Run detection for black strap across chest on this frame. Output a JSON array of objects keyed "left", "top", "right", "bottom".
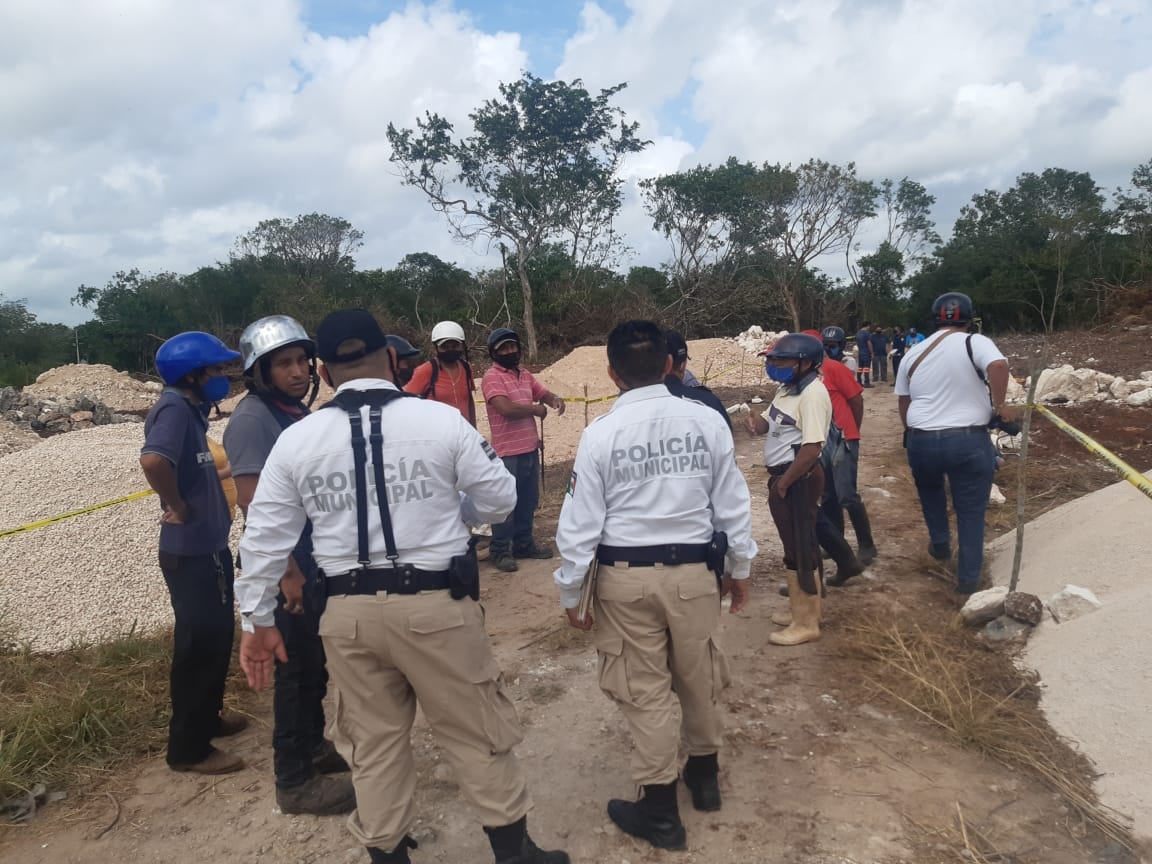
[{"left": 324, "top": 388, "right": 414, "bottom": 568}]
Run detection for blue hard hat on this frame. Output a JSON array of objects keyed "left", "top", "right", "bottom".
[{"left": 155, "top": 332, "right": 241, "bottom": 385}]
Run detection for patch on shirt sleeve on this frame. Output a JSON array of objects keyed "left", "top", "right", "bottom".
[
  {"left": 566, "top": 471, "right": 578, "bottom": 497},
  {"left": 481, "top": 439, "right": 499, "bottom": 461}
]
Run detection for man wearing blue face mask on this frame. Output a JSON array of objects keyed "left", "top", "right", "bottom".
[
  {"left": 745, "top": 333, "right": 833, "bottom": 646},
  {"left": 140, "top": 331, "right": 248, "bottom": 775}
]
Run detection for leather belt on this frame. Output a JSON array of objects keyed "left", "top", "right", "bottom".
[
  {"left": 596, "top": 543, "right": 710, "bottom": 568},
  {"left": 767, "top": 462, "right": 792, "bottom": 476},
  {"left": 326, "top": 565, "right": 450, "bottom": 597},
  {"left": 907, "top": 425, "right": 988, "bottom": 438}
]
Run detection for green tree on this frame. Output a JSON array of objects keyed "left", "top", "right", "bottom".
[{"left": 387, "top": 72, "right": 649, "bottom": 359}]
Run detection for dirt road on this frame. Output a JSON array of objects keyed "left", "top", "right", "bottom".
[{"left": 0, "top": 385, "right": 1135, "bottom": 864}]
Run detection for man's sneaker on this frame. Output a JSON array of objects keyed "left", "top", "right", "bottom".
[
  {"left": 276, "top": 775, "right": 357, "bottom": 816},
  {"left": 215, "top": 712, "right": 249, "bottom": 737},
  {"left": 513, "top": 542, "right": 554, "bottom": 560},
  {"left": 492, "top": 552, "right": 519, "bottom": 572},
  {"left": 313, "top": 741, "right": 349, "bottom": 774},
  {"left": 170, "top": 748, "right": 245, "bottom": 775}
]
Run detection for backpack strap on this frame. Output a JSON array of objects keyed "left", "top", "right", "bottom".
[{"left": 904, "top": 330, "right": 962, "bottom": 383}]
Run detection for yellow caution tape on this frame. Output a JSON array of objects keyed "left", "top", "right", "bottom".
[
  {"left": 0, "top": 490, "right": 156, "bottom": 539},
  {"left": 1031, "top": 404, "right": 1152, "bottom": 503}
]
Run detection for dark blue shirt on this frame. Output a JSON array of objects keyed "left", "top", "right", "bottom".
[
  {"left": 870, "top": 331, "right": 890, "bottom": 354},
  {"left": 142, "top": 389, "right": 232, "bottom": 556},
  {"left": 855, "top": 329, "right": 873, "bottom": 359},
  {"left": 665, "top": 375, "right": 733, "bottom": 430}
]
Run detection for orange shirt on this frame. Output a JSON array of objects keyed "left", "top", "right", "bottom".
[{"left": 403, "top": 360, "right": 476, "bottom": 425}]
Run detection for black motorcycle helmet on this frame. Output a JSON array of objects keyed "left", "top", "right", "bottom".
[
  {"left": 820, "top": 325, "right": 846, "bottom": 349},
  {"left": 932, "top": 292, "right": 974, "bottom": 327},
  {"left": 385, "top": 335, "right": 421, "bottom": 361},
  {"left": 487, "top": 327, "right": 520, "bottom": 357},
  {"left": 760, "top": 333, "right": 825, "bottom": 369}
]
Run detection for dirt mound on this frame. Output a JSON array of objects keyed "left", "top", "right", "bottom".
[
  {"left": 534, "top": 338, "right": 763, "bottom": 400},
  {"left": 24, "top": 364, "right": 160, "bottom": 413}
]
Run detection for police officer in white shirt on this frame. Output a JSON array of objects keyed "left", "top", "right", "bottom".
[
  {"left": 895, "top": 292, "right": 1017, "bottom": 594},
  {"left": 554, "top": 320, "right": 757, "bottom": 851},
  {"left": 235, "top": 310, "right": 569, "bottom": 864}
]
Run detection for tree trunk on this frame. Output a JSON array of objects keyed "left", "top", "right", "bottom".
[{"left": 516, "top": 244, "right": 539, "bottom": 361}]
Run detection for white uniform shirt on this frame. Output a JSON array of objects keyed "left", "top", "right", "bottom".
[
  {"left": 553, "top": 384, "right": 758, "bottom": 609},
  {"left": 236, "top": 379, "right": 515, "bottom": 629},
  {"left": 895, "top": 331, "right": 1007, "bottom": 430}
]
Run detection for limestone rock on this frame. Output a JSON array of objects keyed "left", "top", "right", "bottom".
[
  {"left": 1005, "top": 377, "right": 1027, "bottom": 404},
  {"left": 1127, "top": 388, "right": 1152, "bottom": 407},
  {"left": 1004, "top": 591, "right": 1043, "bottom": 626},
  {"left": 1047, "top": 585, "right": 1102, "bottom": 624},
  {"left": 960, "top": 586, "right": 1008, "bottom": 627},
  {"left": 1141, "top": 371, "right": 1152, "bottom": 382},
  {"left": 1094, "top": 372, "right": 1117, "bottom": 392},
  {"left": 69, "top": 411, "right": 94, "bottom": 423},
  {"left": 989, "top": 483, "right": 1006, "bottom": 505},
  {"left": 1034, "top": 365, "right": 1075, "bottom": 402}
]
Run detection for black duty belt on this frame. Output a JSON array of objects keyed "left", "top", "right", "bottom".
[
  {"left": 907, "top": 425, "right": 988, "bottom": 438},
  {"left": 767, "top": 462, "right": 792, "bottom": 476},
  {"left": 326, "top": 565, "right": 450, "bottom": 597},
  {"left": 597, "top": 543, "right": 710, "bottom": 568}
]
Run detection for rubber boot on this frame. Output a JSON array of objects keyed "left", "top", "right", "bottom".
[
  {"left": 606, "top": 782, "right": 687, "bottom": 850},
  {"left": 682, "top": 753, "right": 721, "bottom": 812},
  {"left": 819, "top": 525, "right": 864, "bottom": 587},
  {"left": 845, "top": 502, "right": 877, "bottom": 565},
  {"left": 485, "top": 816, "right": 570, "bottom": 864},
  {"left": 768, "top": 573, "right": 821, "bottom": 646},
  {"left": 367, "top": 837, "right": 417, "bottom": 864}
]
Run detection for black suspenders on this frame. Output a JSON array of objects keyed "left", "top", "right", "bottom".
[{"left": 327, "top": 389, "right": 410, "bottom": 570}]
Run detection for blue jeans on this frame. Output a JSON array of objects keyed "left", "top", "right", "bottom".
[
  {"left": 907, "top": 431, "right": 997, "bottom": 588},
  {"left": 491, "top": 450, "right": 540, "bottom": 554}
]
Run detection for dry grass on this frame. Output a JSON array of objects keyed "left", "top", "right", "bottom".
[
  {"left": 845, "top": 615, "right": 1134, "bottom": 850},
  {"left": 0, "top": 625, "right": 172, "bottom": 804}
]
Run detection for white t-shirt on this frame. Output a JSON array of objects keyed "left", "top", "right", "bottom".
[
  {"left": 895, "top": 330, "right": 1007, "bottom": 430},
  {"left": 761, "top": 379, "right": 833, "bottom": 468}
]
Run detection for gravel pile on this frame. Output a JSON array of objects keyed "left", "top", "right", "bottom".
[
  {"left": 24, "top": 364, "right": 161, "bottom": 413},
  {"left": 0, "top": 420, "right": 239, "bottom": 652}
]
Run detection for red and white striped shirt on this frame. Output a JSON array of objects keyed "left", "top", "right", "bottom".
[{"left": 482, "top": 365, "right": 547, "bottom": 457}]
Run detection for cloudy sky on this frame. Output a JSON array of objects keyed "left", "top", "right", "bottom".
[{"left": 3, "top": 0, "right": 1149, "bottom": 325}]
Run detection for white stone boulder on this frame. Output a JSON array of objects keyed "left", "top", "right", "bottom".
[
  {"left": 1094, "top": 372, "right": 1117, "bottom": 392},
  {"left": 1046, "top": 585, "right": 1102, "bottom": 624},
  {"left": 960, "top": 586, "right": 1008, "bottom": 626},
  {"left": 1034, "top": 366, "right": 1099, "bottom": 403},
  {"left": 989, "top": 483, "right": 1007, "bottom": 505},
  {"left": 1128, "top": 388, "right": 1152, "bottom": 407},
  {"left": 1141, "top": 371, "right": 1152, "bottom": 382}
]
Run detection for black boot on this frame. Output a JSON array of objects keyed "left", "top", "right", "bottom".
[
  {"left": 367, "top": 837, "right": 417, "bottom": 864},
  {"left": 682, "top": 753, "right": 721, "bottom": 811},
  {"left": 485, "top": 816, "right": 570, "bottom": 864},
  {"left": 607, "top": 782, "right": 687, "bottom": 850},
  {"left": 845, "top": 502, "right": 877, "bottom": 565},
  {"left": 817, "top": 521, "right": 864, "bottom": 587}
]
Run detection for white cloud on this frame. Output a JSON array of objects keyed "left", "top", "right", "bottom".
[{"left": 3, "top": 0, "right": 1152, "bottom": 325}]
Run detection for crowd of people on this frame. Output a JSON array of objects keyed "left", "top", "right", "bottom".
[{"left": 137, "top": 293, "right": 1015, "bottom": 863}]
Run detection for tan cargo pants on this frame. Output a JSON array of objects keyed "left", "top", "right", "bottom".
[
  {"left": 318, "top": 591, "right": 529, "bottom": 850},
  {"left": 593, "top": 561, "right": 730, "bottom": 785}
]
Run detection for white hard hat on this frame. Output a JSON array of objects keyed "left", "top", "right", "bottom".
[
  {"left": 239, "top": 315, "right": 314, "bottom": 373},
  {"left": 430, "top": 321, "right": 466, "bottom": 344}
]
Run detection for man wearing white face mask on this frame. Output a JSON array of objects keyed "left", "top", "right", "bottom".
[{"left": 140, "top": 331, "right": 248, "bottom": 775}]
